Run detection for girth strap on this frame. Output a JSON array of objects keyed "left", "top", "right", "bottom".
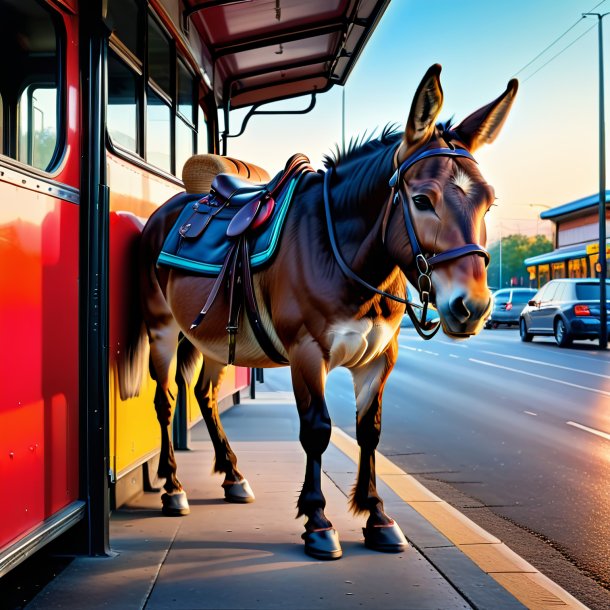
[
  {"left": 187, "top": 154, "right": 312, "bottom": 364},
  {"left": 189, "top": 234, "right": 288, "bottom": 364}
]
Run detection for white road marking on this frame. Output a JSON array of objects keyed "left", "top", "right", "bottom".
[
  {"left": 566, "top": 420, "right": 610, "bottom": 442},
  {"left": 438, "top": 340, "right": 468, "bottom": 348},
  {"left": 449, "top": 354, "right": 459, "bottom": 359},
  {"left": 483, "top": 351, "right": 610, "bottom": 380},
  {"left": 524, "top": 411, "right": 538, "bottom": 417},
  {"left": 399, "top": 344, "right": 438, "bottom": 356},
  {"left": 469, "top": 358, "right": 610, "bottom": 398}
]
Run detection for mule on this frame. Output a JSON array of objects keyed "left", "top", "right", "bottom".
[{"left": 120, "top": 64, "right": 518, "bottom": 560}]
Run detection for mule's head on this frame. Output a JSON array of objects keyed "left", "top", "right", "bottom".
[{"left": 387, "top": 64, "right": 518, "bottom": 338}]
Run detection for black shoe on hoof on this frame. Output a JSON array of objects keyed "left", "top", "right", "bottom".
[
  {"left": 363, "top": 521, "right": 408, "bottom": 553},
  {"left": 224, "top": 479, "right": 255, "bottom": 503},
  {"left": 302, "top": 528, "right": 343, "bottom": 560},
  {"left": 161, "top": 491, "right": 190, "bottom": 516}
]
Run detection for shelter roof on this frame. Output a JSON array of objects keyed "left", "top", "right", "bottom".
[
  {"left": 185, "top": 0, "right": 390, "bottom": 109},
  {"left": 540, "top": 190, "right": 610, "bottom": 220}
]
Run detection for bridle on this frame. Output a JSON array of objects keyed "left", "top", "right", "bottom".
[{"left": 323, "top": 142, "right": 490, "bottom": 340}]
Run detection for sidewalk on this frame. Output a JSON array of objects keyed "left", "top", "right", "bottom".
[{"left": 28, "top": 392, "right": 587, "bottom": 609}]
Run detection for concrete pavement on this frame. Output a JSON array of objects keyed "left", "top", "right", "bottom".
[{"left": 27, "top": 391, "right": 587, "bottom": 609}]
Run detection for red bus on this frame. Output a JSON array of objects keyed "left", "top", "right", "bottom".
[{"left": 0, "top": 0, "right": 388, "bottom": 575}]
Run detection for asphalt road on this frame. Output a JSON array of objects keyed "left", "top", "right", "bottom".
[{"left": 258, "top": 325, "right": 610, "bottom": 605}]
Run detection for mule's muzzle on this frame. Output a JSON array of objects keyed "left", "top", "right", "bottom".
[{"left": 437, "top": 290, "right": 491, "bottom": 338}]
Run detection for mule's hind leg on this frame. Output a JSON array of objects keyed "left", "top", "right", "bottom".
[
  {"left": 194, "top": 358, "right": 254, "bottom": 503},
  {"left": 350, "top": 338, "right": 407, "bottom": 552},
  {"left": 148, "top": 318, "right": 190, "bottom": 516},
  {"left": 290, "top": 340, "right": 341, "bottom": 560}
]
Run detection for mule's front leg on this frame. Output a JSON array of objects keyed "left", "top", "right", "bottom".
[
  {"left": 291, "top": 341, "right": 342, "bottom": 560},
  {"left": 350, "top": 341, "right": 408, "bottom": 552},
  {"left": 194, "top": 358, "right": 254, "bottom": 503}
]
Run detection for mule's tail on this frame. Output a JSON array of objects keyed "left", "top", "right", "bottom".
[
  {"left": 115, "top": 211, "right": 150, "bottom": 401},
  {"left": 117, "top": 320, "right": 150, "bottom": 400}
]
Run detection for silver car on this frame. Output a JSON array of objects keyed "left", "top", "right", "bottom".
[
  {"left": 485, "top": 288, "right": 537, "bottom": 328},
  {"left": 519, "top": 278, "right": 610, "bottom": 347}
]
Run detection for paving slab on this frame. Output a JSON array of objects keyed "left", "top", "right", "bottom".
[{"left": 26, "top": 394, "right": 581, "bottom": 609}]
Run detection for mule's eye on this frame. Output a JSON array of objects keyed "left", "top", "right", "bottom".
[{"left": 412, "top": 194, "right": 434, "bottom": 212}]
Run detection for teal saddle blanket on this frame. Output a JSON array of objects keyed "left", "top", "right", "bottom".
[{"left": 157, "top": 173, "right": 303, "bottom": 276}]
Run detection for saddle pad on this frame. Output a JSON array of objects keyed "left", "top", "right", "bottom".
[{"left": 157, "top": 174, "right": 302, "bottom": 276}]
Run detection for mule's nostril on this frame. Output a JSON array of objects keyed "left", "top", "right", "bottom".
[{"left": 450, "top": 294, "right": 471, "bottom": 322}]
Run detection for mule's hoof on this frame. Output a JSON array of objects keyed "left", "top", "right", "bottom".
[
  {"left": 224, "top": 478, "right": 255, "bottom": 503},
  {"left": 302, "top": 528, "right": 342, "bottom": 560},
  {"left": 161, "top": 491, "right": 190, "bottom": 516},
  {"left": 363, "top": 521, "right": 408, "bottom": 553}
]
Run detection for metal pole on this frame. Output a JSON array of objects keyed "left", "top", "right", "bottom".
[
  {"left": 598, "top": 16, "right": 608, "bottom": 349},
  {"left": 499, "top": 234, "right": 503, "bottom": 288},
  {"left": 585, "top": 12, "right": 608, "bottom": 349},
  {"left": 79, "top": 0, "right": 111, "bottom": 555}
]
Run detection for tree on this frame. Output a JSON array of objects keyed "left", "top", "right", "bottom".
[{"left": 486, "top": 234, "right": 552, "bottom": 289}]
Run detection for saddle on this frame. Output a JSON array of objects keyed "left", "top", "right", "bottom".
[{"left": 158, "top": 153, "right": 314, "bottom": 365}]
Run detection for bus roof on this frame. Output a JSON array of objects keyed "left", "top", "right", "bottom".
[{"left": 186, "top": 0, "right": 391, "bottom": 109}]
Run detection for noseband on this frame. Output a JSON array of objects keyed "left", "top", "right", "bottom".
[{"left": 323, "top": 144, "right": 490, "bottom": 339}]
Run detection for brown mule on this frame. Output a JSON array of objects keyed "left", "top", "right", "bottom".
[{"left": 119, "top": 64, "right": 518, "bottom": 559}]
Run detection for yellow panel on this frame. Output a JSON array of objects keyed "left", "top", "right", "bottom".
[
  {"left": 107, "top": 153, "right": 181, "bottom": 479},
  {"left": 109, "top": 364, "right": 160, "bottom": 478}
]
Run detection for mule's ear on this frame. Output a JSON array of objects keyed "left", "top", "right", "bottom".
[
  {"left": 406, "top": 64, "right": 444, "bottom": 146},
  {"left": 454, "top": 79, "right": 519, "bottom": 152}
]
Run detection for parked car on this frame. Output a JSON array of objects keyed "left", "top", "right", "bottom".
[
  {"left": 485, "top": 288, "right": 537, "bottom": 328},
  {"left": 519, "top": 278, "right": 610, "bottom": 347}
]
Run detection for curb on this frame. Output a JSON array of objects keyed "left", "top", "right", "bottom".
[{"left": 330, "top": 426, "right": 589, "bottom": 610}]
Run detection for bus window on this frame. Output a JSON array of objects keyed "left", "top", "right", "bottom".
[
  {"left": 176, "top": 60, "right": 196, "bottom": 175},
  {"left": 178, "top": 61, "right": 195, "bottom": 123},
  {"left": 527, "top": 265, "right": 537, "bottom": 288},
  {"left": 146, "top": 87, "right": 171, "bottom": 172},
  {"left": 18, "top": 86, "right": 58, "bottom": 170},
  {"left": 148, "top": 14, "right": 171, "bottom": 97},
  {"left": 568, "top": 257, "right": 588, "bottom": 278},
  {"left": 176, "top": 118, "right": 193, "bottom": 178},
  {"left": 551, "top": 261, "right": 566, "bottom": 279},
  {"left": 538, "top": 264, "right": 550, "bottom": 286},
  {"left": 107, "top": 52, "right": 139, "bottom": 153},
  {"left": 197, "top": 107, "right": 209, "bottom": 154},
  {"left": 106, "top": 5, "right": 207, "bottom": 176},
  {"left": 107, "top": 0, "right": 141, "bottom": 59},
  {"left": 1, "top": 0, "right": 61, "bottom": 172}
]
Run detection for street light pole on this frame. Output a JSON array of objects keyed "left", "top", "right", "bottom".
[
  {"left": 584, "top": 12, "right": 608, "bottom": 349},
  {"left": 499, "top": 234, "right": 503, "bottom": 288}
]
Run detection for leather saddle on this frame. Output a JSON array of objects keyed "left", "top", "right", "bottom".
[
  {"left": 177, "top": 169, "right": 280, "bottom": 244},
  {"left": 159, "top": 153, "right": 313, "bottom": 365}
]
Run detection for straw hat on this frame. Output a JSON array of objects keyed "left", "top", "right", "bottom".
[{"left": 182, "top": 154, "right": 270, "bottom": 194}]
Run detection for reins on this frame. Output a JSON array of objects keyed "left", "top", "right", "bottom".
[{"left": 323, "top": 143, "right": 490, "bottom": 340}]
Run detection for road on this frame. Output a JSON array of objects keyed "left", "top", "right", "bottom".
[{"left": 258, "top": 326, "right": 610, "bottom": 606}]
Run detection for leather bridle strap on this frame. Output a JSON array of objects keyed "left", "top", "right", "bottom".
[
  {"left": 324, "top": 144, "right": 491, "bottom": 340},
  {"left": 324, "top": 168, "right": 407, "bottom": 306},
  {"left": 324, "top": 167, "right": 439, "bottom": 340},
  {"left": 392, "top": 146, "right": 489, "bottom": 310}
]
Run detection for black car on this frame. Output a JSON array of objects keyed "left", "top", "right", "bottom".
[
  {"left": 519, "top": 279, "right": 610, "bottom": 346},
  {"left": 485, "top": 288, "right": 537, "bottom": 328}
]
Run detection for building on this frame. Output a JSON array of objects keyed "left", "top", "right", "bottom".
[{"left": 524, "top": 191, "right": 610, "bottom": 288}]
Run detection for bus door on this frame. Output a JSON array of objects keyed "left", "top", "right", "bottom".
[{"left": 0, "top": 0, "right": 82, "bottom": 571}]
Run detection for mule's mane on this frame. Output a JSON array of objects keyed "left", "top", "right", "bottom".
[
  {"left": 323, "top": 120, "right": 462, "bottom": 171},
  {"left": 322, "top": 124, "right": 402, "bottom": 169}
]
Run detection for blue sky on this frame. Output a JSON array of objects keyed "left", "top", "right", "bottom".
[{"left": 227, "top": 1, "right": 608, "bottom": 242}]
